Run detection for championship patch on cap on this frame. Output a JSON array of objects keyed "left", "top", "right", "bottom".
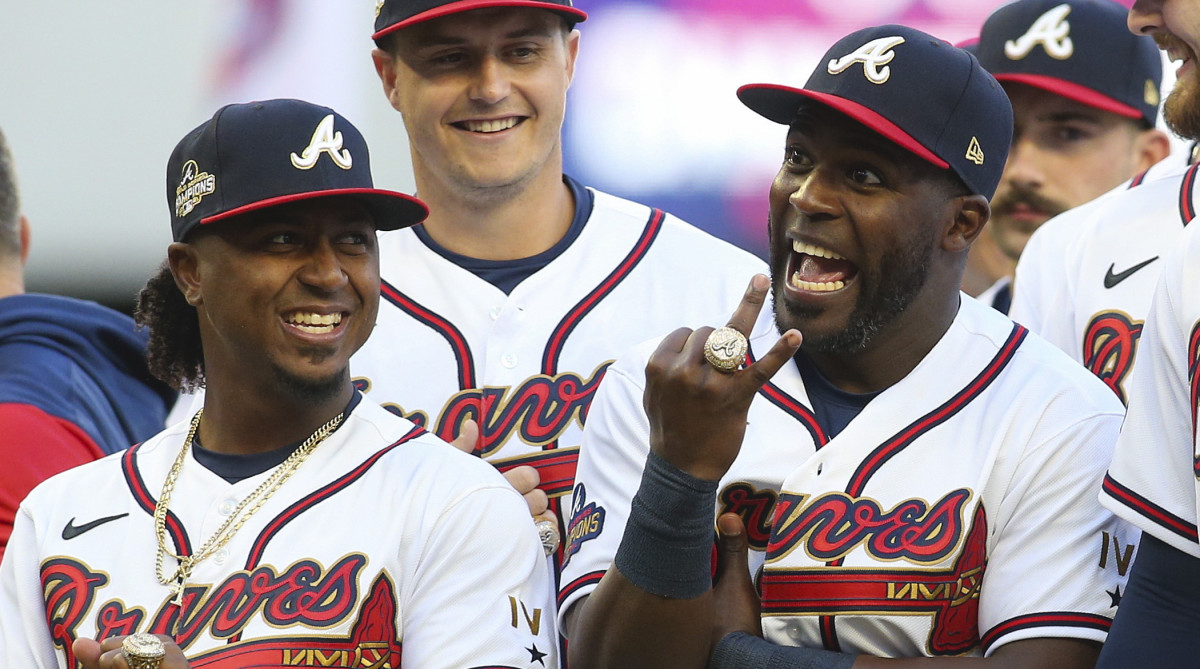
[
  {"left": 166, "top": 99, "right": 428, "bottom": 242},
  {"left": 738, "top": 24, "right": 1013, "bottom": 200},
  {"left": 373, "top": 0, "right": 586, "bottom": 42},
  {"left": 976, "top": 0, "right": 1162, "bottom": 125}
]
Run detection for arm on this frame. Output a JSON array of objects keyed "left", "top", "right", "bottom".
[
  {"left": 0, "top": 403, "right": 104, "bottom": 561},
  {"left": 567, "top": 276, "right": 801, "bottom": 669}
]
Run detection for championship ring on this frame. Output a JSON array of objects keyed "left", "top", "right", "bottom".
[
  {"left": 703, "top": 327, "right": 748, "bottom": 372},
  {"left": 122, "top": 633, "right": 166, "bottom": 669},
  {"left": 536, "top": 519, "right": 561, "bottom": 556}
]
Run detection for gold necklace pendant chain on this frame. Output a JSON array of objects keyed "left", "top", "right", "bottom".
[{"left": 153, "top": 409, "right": 345, "bottom": 610}]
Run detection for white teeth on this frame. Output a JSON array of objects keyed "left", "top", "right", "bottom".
[
  {"left": 789, "top": 272, "right": 845, "bottom": 292},
  {"left": 286, "top": 313, "right": 342, "bottom": 331},
  {"left": 463, "top": 118, "right": 518, "bottom": 133},
  {"left": 792, "top": 241, "right": 845, "bottom": 260}
]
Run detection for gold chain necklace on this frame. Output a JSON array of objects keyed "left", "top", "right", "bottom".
[{"left": 153, "top": 408, "right": 344, "bottom": 619}]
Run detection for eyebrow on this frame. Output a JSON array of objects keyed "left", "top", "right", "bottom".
[{"left": 411, "top": 26, "right": 556, "bottom": 48}]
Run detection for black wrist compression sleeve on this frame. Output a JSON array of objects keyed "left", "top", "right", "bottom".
[
  {"left": 710, "top": 632, "right": 857, "bottom": 669},
  {"left": 613, "top": 450, "right": 719, "bottom": 599}
]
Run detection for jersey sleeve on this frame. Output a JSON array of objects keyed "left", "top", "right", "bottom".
[
  {"left": 979, "top": 409, "right": 1132, "bottom": 654},
  {"left": 0, "top": 500, "right": 63, "bottom": 668},
  {"left": 1009, "top": 214, "right": 1086, "bottom": 362},
  {"left": 1100, "top": 227, "right": 1200, "bottom": 556},
  {"left": 557, "top": 344, "right": 656, "bottom": 621},
  {"left": 401, "top": 483, "right": 559, "bottom": 669},
  {"left": 0, "top": 403, "right": 104, "bottom": 562}
]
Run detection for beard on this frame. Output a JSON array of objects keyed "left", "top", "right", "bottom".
[
  {"left": 273, "top": 362, "right": 348, "bottom": 406},
  {"left": 770, "top": 227, "right": 935, "bottom": 355},
  {"left": 1157, "top": 33, "right": 1200, "bottom": 140}
]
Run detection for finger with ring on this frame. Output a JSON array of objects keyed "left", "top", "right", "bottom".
[
  {"left": 536, "top": 518, "right": 561, "bottom": 556},
  {"left": 122, "top": 633, "right": 166, "bottom": 669},
  {"left": 704, "top": 327, "right": 749, "bottom": 372}
]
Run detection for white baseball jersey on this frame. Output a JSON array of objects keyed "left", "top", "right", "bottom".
[
  {"left": 0, "top": 399, "right": 557, "bottom": 669},
  {"left": 350, "top": 186, "right": 766, "bottom": 510},
  {"left": 561, "top": 297, "right": 1132, "bottom": 658},
  {"left": 1100, "top": 220, "right": 1200, "bottom": 559},
  {"left": 1010, "top": 161, "right": 1198, "bottom": 403}
]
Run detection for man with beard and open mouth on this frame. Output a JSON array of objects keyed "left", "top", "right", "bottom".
[
  {"left": 559, "top": 24, "right": 1132, "bottom": 669},
  {"left": 0, "top": 99, "right": 559, "bottom": 669},
  {"left": 963, "top": 0, "right": 1171, "bottom": 314},
  {"left": 1089, "top": 0, "right": 1200, "bottom": 665}
]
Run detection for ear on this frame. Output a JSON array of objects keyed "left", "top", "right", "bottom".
[
  {"left": 371, "top": 48, "right": 404, "bottom": 112},
  {"left": 943, "top": 194, "right": 990, "bottom": 253},
  {"left": 1132, "top": 127, "right": 1172, "bottom": 174},
  {"left": 17, "top": 216, "right": 30, "bottom": 266},
  {"left": 564, "top": 29, "right": 581, "bottom": 86},
  {"left": 167, "top": 242, "right": 204, "bottom": 306}
]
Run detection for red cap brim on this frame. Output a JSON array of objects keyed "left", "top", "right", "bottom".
[
  {"left": 994, "top": 73, "right": 1143, "bottom": 120},
  {"left": 373, "top": 0, "right": 587, "bottom": 40},
  {"left": 738, "top": 83, "right": 950, "bottom": 170}
]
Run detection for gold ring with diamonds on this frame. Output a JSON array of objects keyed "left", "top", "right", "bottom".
[
  {"left": 703, "top": 327, "right": 748, "bottom": 372},
  {"left": 535, "top": 519, "right": 560, "bottom": 556},
  {"left": 122, "top": 633, "right": 166, "bottom": 669}
]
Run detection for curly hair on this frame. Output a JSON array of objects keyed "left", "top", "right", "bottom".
[{"left": 135, "top": 261, "right": 205, "bottom": 391}]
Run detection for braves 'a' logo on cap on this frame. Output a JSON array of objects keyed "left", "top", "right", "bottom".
[
  {"left": 374, "top": 0, "right": 383, "bottom": 18},
  {"left": 966, "top": 137, "right": 985, "bottom": 166},
  {"left": 827, "top": 36, "right": 906, "bottom": 85},
  {"left": 175, "top": 160, "right": 216, "bottom": 219},
  {"left": 1005, "top": 3, "right": 1073, "bottom": 60},
  {"left": 290, "top": 114, "right": 353, "bottom": 171}
]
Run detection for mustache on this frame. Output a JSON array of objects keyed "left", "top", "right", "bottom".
[
  {"left": 990, "top": 184, "right": 1068, "bottom": 218},
  {"left": 1155, "top": 32, "right": 1196, "bottom": 60}
]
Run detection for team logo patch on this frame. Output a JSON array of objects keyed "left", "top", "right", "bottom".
[
  {"left": 562, "top": 483, "right": 606, "bottom": 567},
  {"left": 1082, "top": 310, "right": 1144, "bottom": 405},
  {"left": 174, "top": 160, "right": 216, "bottom": 219},
  {"left": 1005, "top": 3, "right": 1073, "bottom": 60},
  {"left": 827, "top": 36, "right": 906, "bottom": 85},
  {"left": 291, "top": 114, "right": 353, "bottom": 170},
  {"left": 965, "top": 137, "right": 985, "bottom": 166}
]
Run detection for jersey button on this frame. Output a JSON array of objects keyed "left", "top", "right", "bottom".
[
  {"left": 490, "top": 306, "right": 502, "bottom": 320},
  {"left": 218, "top": 499, "right": 237, "bottom": 516},
  {"left": 214, "top": 548, "right": 230, "bottom": 565},
  {"left": 501, "top": 353, "right": 518, "bottom": 368}
]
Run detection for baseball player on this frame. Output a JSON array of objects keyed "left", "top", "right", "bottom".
[
  {"left": 963, "top": 0, "right": 1170, "bottom": 313},
  {"left": 358, "top": 1, "right": 766, "bottom": 541},
  {"left": 561, "top": 26, "right": 1132, "bottom": 668},
  {"left": 0, "top": 99, "right": 558, "bottom": 669}
]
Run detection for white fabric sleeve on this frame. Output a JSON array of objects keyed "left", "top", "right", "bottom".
[
  {"left": 1101, "top": 227, "right": 1200, "bottom": 557},
  {"left": 402, "top": 484, "right": 559, "bottom": 669},
  {"left": 0, "top": 505, "right": 60, "bottom": 668}
]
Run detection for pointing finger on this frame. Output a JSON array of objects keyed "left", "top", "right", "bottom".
[{"left": 725, "top": 274, "right": 771, "bottom": 337}]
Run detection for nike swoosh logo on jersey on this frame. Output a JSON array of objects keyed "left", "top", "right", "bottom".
[
  {"left": 1104, "top": 257, "right": 1159, "bottom": 289},
  {"left": 62, "top": 513, "right": 128, "bottom": 540}
]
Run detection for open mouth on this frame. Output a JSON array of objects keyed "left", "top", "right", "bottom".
[
  {"left": 284, "top": 311, "right": 344, "bottom": 335},
  {"left": 453, "top": 117, "right": 523, "bottom": 134},
  {"left": 788, "top": 240, "right": 858, "bottom": 292}
]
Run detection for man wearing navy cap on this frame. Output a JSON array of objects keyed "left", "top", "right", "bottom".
[
  {"left": 0, "top": 99, "right": 559, "bottom": 669},
  {"left": 965, "top": 0, "right": 1170, "bottom": 313},
  {"left": 560, "top": 25, "right": 1131, "bottom": 668}
]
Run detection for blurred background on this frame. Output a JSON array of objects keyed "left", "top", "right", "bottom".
[{"left": 0, "top": 0, "right": 1166, "bottom": 313}]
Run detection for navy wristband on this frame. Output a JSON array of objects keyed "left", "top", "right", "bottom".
[
  {"left": 710, "top": 632, "right": 857, "bottom": 669},
  {"left": 614, "top": 450, "right": 719, "bottom": 599}
]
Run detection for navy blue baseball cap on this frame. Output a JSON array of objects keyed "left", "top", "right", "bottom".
[
  {"left": 373, "top": 0, "right": 586, "bottom": 42},
  {"left": 739, "top": 25, "right": 1013, "bottom": 200},
  {"left": 168, "top": 99, "right": 428, "bottom": 242},
  {"left": 976, "top": 0, "right": 1162, "bottom": 126}
]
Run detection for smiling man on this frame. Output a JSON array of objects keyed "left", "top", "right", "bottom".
[
  {"left": 353, "top": 0, "right": 766, "bottom": 575},
  {"left": 0, "top": 99, "right": 559, "bottom": 669},
  {"left": 560, "top": 25, "right": 1133, "bottom": 669},
  {"left": 963, "top": 0, "right": 1170, "bottom": 313}
]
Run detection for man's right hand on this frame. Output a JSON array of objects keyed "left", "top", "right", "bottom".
[{"left": 450, "top": 419, "right": 554, "bottom": 525}]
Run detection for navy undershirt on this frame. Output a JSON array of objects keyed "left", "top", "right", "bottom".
[
  {"left": 794, "top": 352, "right": 881, "bottom": 440},
  {"left": 411, "top": 175, "right": 596, "bottom": 294},
  {"left": 192, "top": 392, "right": 362, "bottom": 483}
]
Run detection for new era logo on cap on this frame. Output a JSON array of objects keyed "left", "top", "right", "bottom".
[
  {"left": 167, "top": 99, "right": 427, "bottom": 242},
  {"left": 372, "top": 0, "right": 586, "bottom": 42},
  {"left": 738, "top": 25, "right": 1013, "bottom": 199},
  {"left": 977, "top": 0, "right": 1162, "bottom": 125}
]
